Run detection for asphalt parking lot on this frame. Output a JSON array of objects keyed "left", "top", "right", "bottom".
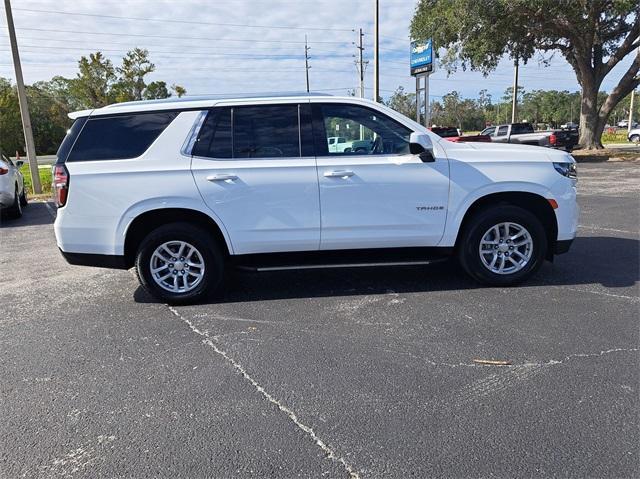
[{"left": 1, "top": 161, "right": 638, "bottom": 478}]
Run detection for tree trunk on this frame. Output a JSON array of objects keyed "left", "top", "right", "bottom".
[{"left": 578, "top": 78, "right": 604, "bottom": 149}]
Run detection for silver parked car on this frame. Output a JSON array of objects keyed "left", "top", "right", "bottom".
[{"left": 0, "top": 152, "right": 28, "bottom": 218}]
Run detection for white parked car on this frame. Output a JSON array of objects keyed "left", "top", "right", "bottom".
[
  {"left": 53, "top": 94, "right": 578, "bottom": 303},
  {"left": 0, "top": 152, "right": 27, "bottom": 218},
  {"left": 628, "top": 128, "right": 640, "bottom": 143}
]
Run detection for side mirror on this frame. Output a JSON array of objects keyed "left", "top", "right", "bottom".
[
  {"left": 409, "top": 132, "right": 435, "bottom": 162},
  {"left": 15, "top": 160, "right": 24, "bottom": 168}
]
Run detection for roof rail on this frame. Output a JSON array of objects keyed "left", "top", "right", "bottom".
[{"left": 102, "top": 91, "right": 333, "bottom": 109}]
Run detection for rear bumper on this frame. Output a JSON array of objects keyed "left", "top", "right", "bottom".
[
  {"left": 59, "top": 249, "right": 128, "bottom": 269},
  {"left": 554, "top": 239, "right": 574, "bottom": 255}
]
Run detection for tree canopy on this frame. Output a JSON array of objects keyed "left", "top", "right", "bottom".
[
  {"left": 0, "top": 49, "right": 186, "bottom": 155},
  {"left": 411, "top": 0, "right": 639, "bottom": 148}
]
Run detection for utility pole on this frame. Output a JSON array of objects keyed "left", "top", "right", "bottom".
[
  {"left": 628, "top": 88, "right": 635, "bottom": 133},
  {"left": 356, "top": 28, "right": 366, "bottom": 99},
  {"left": 4, "top": 0, "right": 41, "bottom": 194},
  {"left": 373, "top": 0, "right": 380, "bottom": 102},
  {"left": 304, "top": 35, "right": 310, "bottom": 93},
  {"left": 511, "top": 58, "right": 519, "bottom": 124},
  {"left": 355, "top": 28, "right": 368, "bottom": 140}
]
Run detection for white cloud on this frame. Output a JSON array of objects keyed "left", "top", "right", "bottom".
[{"left": 0, "top": 0, "right": 633, "bottom": 101}]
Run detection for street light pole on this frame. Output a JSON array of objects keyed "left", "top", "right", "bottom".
[
  {"left": 4, "top": 0, "right": 41, "bottom": 194},
  {"left": 373, "top": 0, "right": 380, "bottom": 102}
]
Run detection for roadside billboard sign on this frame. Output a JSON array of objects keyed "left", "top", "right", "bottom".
[{"left": 411, "top": 39, "right": 433, "bottom": 76}]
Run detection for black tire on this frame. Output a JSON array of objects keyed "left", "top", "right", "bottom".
[
  {"left": 630, "top": 134, "right": 640, "bottom": 144},
  {"left": 457, "top": 205, "right": 547, "bottom": 286},
  {"left": 6, "top": 185, "right": 23, "bottom": 219},
  {"left": 19, "top": 184, "right": 28, "bottom": 207},
  {"left": 135, "top": 222, "right": 225, "bottom": 304}
]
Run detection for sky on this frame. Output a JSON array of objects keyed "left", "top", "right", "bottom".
[{"left": 0, "top": 0, "right": 634, "bottom": 103}]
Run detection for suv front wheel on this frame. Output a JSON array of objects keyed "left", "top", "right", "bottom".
[
  {"left": 458, "top": 205, "right": 547, "bottom": 286},
  {"left": 135, "top": 222, "right": 224, "bottom": 304}
]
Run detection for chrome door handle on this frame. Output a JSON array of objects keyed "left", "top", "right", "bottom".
[
  {"left": 324, "top": 170, "right": 354, "bottom": 178},
  {"left": 206, "top": 174, "right": 238, "bottom": 182}
]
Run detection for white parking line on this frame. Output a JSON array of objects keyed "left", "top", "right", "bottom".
[
  {"left": 42, "top": 200, "right": 57, "bottom": 220},
  {"left": 166, "top": 305, "right": 361, "bottom": 479},
  {"left": 579, "top": 224, "right": 638, "bottom": 234}
]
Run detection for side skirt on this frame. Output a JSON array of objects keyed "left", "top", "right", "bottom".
[{"left": 229, "top": 247, "right": 453, "bottom": 272}]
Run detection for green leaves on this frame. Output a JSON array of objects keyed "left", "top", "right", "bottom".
[
  {"left": 68, "top": 48, "right": 186, "bottom": 108},
  {"left": 410, "top": 0, "right": 639, "bottom": 147}
]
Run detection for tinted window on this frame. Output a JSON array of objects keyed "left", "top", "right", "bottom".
[
  {"left": 67, "top": 112, "right": 178, "bottom": 162},
  {"left": 193, "top": 108, "right": 232, "bottom": 158},
  {"left": 481, "top": 127, "right": 495, "bottom": 136},
  {"left": 233, "top": 105, "right": 300, "bottom": 158},
  {"left": 314, "top": 103, "right": 411, "bottom": 156},
  {"left": 431, "top": 127, "right": 459, "bottom": 138},
  {"left": 497, "top": 126, "right": 509, "bottom": 136},
  {"left": 56, "top": 117, "right": 88, "bottom": 163},
  {"left": 511, "top": 123, "right": 534, "bottom": 134}
]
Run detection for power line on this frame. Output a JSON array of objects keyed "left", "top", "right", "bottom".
[
  {"left": 13, "top": 27, "right": 351, "bottom": 45},
  {"left": 12, "top": 7, "right": 356, "bottom": 32},
  {"left": 1, "top": 35, "right": 344, "bottom": 54},
  {"left": 1, "top": 43, "right": 356, "bottom": 60}
]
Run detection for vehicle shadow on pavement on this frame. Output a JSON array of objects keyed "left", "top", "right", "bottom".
[
  {"left": 0, "top": 202, "right": 55, "bottom": 228},
  {"left": 134, "top": 235, "right": 639, "bottom": 304}
]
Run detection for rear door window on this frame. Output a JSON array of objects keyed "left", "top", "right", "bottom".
[
  {"left": 193, "top": 104, "right": 310, "bottom": 159},
  {"left": 497, "top": 126, "right": 509, "bottom": 136},
  {"left": 233, "top": 105, "right": 300, "bottom": 158},
  {"left": 511, "top": 123, "right": 534, "bottom": 134},
  {"left": 193, "top": 108, "right": 232, "bottom": 158},
  {"left": 67, "top": 112, "right": 178, "bottom": 162}
]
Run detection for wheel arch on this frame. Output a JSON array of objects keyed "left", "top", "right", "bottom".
[
  {"left": 123, "top": 208, "right": 232, "bottom": 268},
  {"left": 455, "top": 191, "right": 558, "bottom": 260}
]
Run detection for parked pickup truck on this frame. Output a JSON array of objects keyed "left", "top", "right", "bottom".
[{"left": 481, "top": 123, "right": 576, "bottom": 151}]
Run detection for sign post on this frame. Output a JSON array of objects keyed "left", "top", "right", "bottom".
[{"left": 411, "top": 39, "right": 433, "bottom": 128}]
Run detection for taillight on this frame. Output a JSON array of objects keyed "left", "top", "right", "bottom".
[
  {"left": 0, "top": 167, "right": 7, "bottom": 175},
  {"left": 53, "top": 164, "right": 69, "bottom": 207},
  {"left": 549, "top": 133, "right": 557, "bottom": 146}
]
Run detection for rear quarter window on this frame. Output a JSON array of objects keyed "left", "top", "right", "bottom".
[
  {"left": 66, "top": 112, "right": 178, "bottom": 162},
  {"left": 56, "top": 117, "right": 88, "bottom": 164}
]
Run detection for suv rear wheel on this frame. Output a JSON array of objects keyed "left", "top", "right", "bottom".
[
  {"left": 458, "top": 205, "right": 547, "bottom": 286},
  {"left": 135, "top": 222, "right": 224, "bottom": 304}
]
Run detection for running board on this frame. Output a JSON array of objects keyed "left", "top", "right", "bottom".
[
  {"left": 230, "top": 247, "right": 452, "bottom": 273},
  {"left": 248, "top": 259, "right": 447, "bottom": 272}
]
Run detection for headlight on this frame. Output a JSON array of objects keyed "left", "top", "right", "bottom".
[{"left": 553, "top": 162, "right": 577, "bottom": 179}]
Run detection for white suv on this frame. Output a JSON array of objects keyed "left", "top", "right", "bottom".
[{"left": 53, "top": 94, "right": 578, "bottom": 303}]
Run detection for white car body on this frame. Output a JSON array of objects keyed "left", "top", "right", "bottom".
[
  {"left": 628, "top": 128, "right": 640, "bottom": 142},
  {"left": 53, "top": 94, "right": 578, "bottom": 299},
  {"left": 0, "top": 153, "right": 25, "bottom": 210}
]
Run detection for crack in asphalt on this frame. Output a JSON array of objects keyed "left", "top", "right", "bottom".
[
  {"left": 535, "top": 347, "right": 640, "bottom": 366},
  {"left": 385, "top": 347, "right": 639, "bottom": 369},
  {"left": 166, "top": 305, "right": 361, "bottom": 479}
]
